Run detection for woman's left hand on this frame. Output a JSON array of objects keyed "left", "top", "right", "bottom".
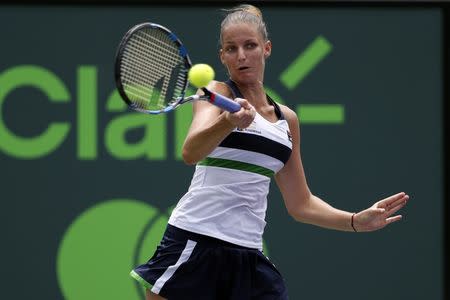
[{"left": 353, "top": 192, "right": 410, "bottom": 232}]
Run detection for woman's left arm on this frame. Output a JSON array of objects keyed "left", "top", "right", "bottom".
[{"left": 275, "top": 106, "right": 409, "bottom": 232}]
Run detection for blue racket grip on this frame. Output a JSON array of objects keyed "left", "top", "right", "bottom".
[{"left": 208, "top": 91, "right": 241, "bottom": 113}]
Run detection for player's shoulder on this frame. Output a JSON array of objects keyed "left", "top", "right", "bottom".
[
  {"left": 278, "top": 104, "right": 299, "bottom": 125},
  {"left": 278, "top": 103, "right": 301, "bottom": 140},
  {"left": 206, "top": 80, "right": 233, "bottom": 98}
]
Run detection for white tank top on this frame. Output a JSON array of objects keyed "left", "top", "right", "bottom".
[{"left": 169, "top": 110, "right": 293, "bottom": 249}]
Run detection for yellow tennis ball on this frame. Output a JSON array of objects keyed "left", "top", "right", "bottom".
[{"left": 188, "top": 64, "right": 215, "bottom": 88}]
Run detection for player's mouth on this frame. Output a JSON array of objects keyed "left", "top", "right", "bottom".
[{"left": 238, "top": 66, "right": 250, "bottom": 71}]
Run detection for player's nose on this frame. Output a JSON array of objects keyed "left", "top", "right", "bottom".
[{"left": 237, "top": 47, "right": 246, "bottom": 61}]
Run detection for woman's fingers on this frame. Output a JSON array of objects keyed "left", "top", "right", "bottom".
[
  {"left": 227, "top": 98, "right": 256, "bottom": 128},
  {"left": 378, "top": 192, "right": 409, "bottom": 209},
  {"left": 386, "top": 215, "right": 403, "bottom": 224}
]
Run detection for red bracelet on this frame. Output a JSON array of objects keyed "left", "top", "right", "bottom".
[{"left": 351, "top": 213, "right": 358, "bottom": 232}]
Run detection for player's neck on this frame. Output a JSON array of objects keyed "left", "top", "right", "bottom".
[{"left": 234, "top": 82, "right": 267, "bottom": 107}]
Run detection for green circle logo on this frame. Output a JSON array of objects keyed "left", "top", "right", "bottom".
[
  {"left": 57, "top": 199, "right": 269, "bottom": 299},
  {"left": 56, "top": 199, "right": 170, "bottom": 300}
]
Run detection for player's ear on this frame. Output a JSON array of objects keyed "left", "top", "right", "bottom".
[
  {"left": 264, "top": 40, "right": 272, "bottom": 59},
  {"left": 219, "top": 48, "right": 226, "bottom": 64},
  {"left": 219, "top": 49, "right": 230, "bottom": 77}
]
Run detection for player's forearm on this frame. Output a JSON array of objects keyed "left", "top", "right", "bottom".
[
  {"left": 182, "top": 113, "right": 235, "bottom": 165},
  {"left": 292, "top": 194, "right": 355, "bottom": 232}
]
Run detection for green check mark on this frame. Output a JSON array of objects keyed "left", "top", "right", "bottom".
[{"left": 278, "top": 36, "right": 344, "bottom": 124}]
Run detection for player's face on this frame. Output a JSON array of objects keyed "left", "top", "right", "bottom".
[{"left": 220, "top": 22, "right": 271, "bottom": 85}]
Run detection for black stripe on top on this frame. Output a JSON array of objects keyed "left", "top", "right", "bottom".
[{"left": 219, "top": 131, "right": 292, "bottom": 164}]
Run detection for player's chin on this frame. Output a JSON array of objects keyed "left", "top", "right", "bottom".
[{"left": 232, "top": 72, "right": 258, "bottom": 85}]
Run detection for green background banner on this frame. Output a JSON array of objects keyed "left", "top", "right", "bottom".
[{"left": 0, "top": 5, "right": 443, "bottom": 300}]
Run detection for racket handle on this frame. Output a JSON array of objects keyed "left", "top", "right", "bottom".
[{"left": 208, "top": 91, "right": 241, "bottom": 112}]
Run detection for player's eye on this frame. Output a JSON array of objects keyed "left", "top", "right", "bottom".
[
  {"left": 245, "top": 43, "right": 257, "bottom": 50},
  {"left": 224, "top": 45, "right": 236, "bottom": 53}
]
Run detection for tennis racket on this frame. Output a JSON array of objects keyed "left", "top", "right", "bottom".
[{"left": 114, "top": 22, "right": 241, "bottom": 114}]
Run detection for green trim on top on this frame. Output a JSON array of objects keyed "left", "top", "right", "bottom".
[
  {"left": 130, "top": 270, "right": 153, "bottom": 290},
  {"left": 198, "top": 157, "right": 274, "bottom": 178}
]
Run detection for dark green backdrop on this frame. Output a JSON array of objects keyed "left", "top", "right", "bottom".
[{"left": 0, "top": 5, "right": 443, "bottom": 300}]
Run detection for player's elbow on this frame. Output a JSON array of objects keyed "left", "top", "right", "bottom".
[
  {"left": 287, "top": 206, "right": 306, "bottom": 223},
  {"left": 286, "top": 198, "right": 311, "bottom": 223},
  {"left": 182, "top": 148, "right": 199, "bottom": 165}
]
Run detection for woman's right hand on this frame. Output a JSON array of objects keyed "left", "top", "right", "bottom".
[{"left": 225, "top": 98, "right": 256, "bottom": 129}]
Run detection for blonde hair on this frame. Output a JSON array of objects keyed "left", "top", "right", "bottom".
[{"left": 220, "top": 4, "right": 268, "bottom": 45}]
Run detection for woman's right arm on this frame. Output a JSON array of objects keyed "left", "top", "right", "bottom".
[{"left": 182, "top": 81, "right": 255, "bottom": 165}]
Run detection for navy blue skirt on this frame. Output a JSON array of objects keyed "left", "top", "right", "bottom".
[{"left": 130, "top": 224, "right": 288, "bottom": 299}]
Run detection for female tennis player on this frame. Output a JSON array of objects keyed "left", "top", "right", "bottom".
[{"left": 130, "top": 5, "right": 409, "bottom": 299}]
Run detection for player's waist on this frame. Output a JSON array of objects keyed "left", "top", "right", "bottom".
[
  {"left": 167, "top": 218, "right": 264, "bottom": 250},
  {"left": 164, "top": 224, "right": 257, "bottom": 250}
]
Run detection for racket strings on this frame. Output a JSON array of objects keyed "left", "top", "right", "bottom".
[
  {"left": 126, "top": 35, "right": 178, "bottom": 79},
  {"left": 121, "top": 51, "right": 176, "bottom": 104},
  {"left": 121, "top": 54, "right": 164, "bottom": 102},
  {"left": 120, "top": 27, "right": 188, "bottom": 110},
  {"left": 122, "top": 39, "right": 174, "bottom": 108},
  {"left": 136, "top": 30, "right": 181, "bottom": 65}
]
